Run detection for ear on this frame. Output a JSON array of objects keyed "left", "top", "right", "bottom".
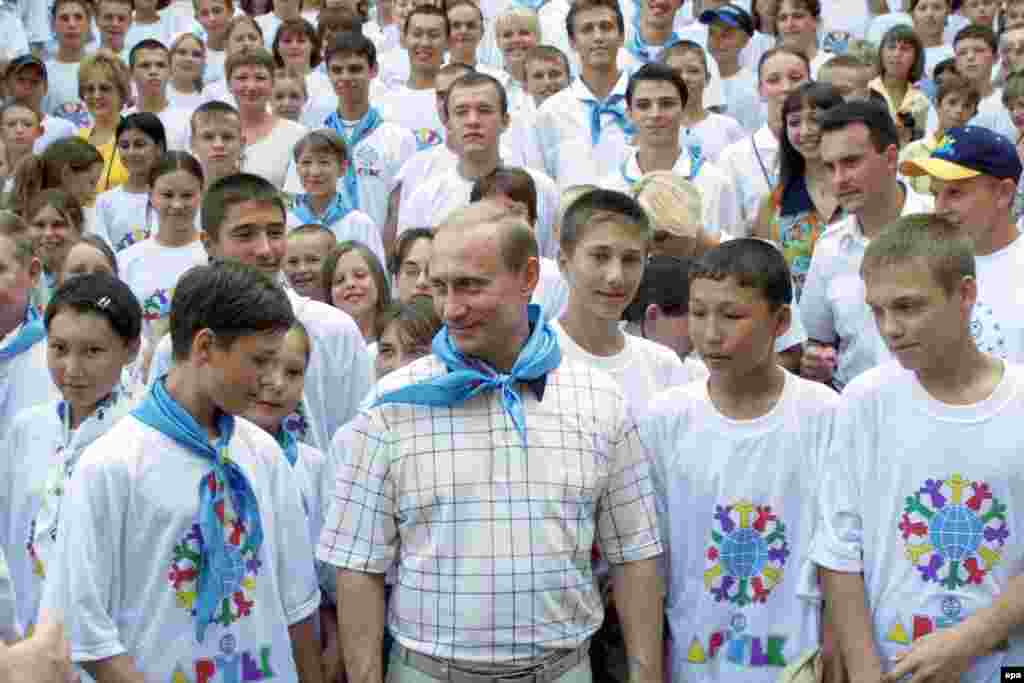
[
  {"left": 772, "top": 303, "right": 792, "bottom": 341},
  {"left": 885, "top": 143, "right": 899, "bottom": 172},
  {"left": 959, "top": 274, "right": 979, "bottom": 317},
  {"left": 27, "top": 256, "right": 41, "bottom": 289},
  {"left": 499, "top": 110, "right": 510, "bottom": 134},
  {"left": 191, "top": 327, "right": 216, "bottom": 366},
  {"left": 644, "top": 302, "right": 659, "bottom": 322}
]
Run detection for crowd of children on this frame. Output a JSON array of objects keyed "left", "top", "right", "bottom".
[{"left": 0, "top": 0, "right": 1023, "bottom": 681}]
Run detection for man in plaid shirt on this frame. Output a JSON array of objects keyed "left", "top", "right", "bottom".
[{"left": 317, "top": 199, "right": 664, "bottom": 683}]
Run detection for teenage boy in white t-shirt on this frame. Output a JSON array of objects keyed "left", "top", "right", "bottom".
[
  {"left": 373, "top": 5, "right": 448, "bottom": 151},
  {"left": 901, "top": 125, "right": 1024, "bottom": 363},
  {"left": 125, "top": 40, "right": 190, "bottom": 150},
  {"left": 95, "top": 0, "right": 133, "bottom": 59},
  {"left": 40, "top": 261, "right": 323, "bottom": 682},
  {"left": 290, "top": 31, "right": 416, "bottom": 234},
  {"left": 641, "top": 238, "right": 836, "bottom": 682},
  {"left": 812, "top": 213, "right": 1024, "bottom": 683},
  {"left": 700, "top": 2, "right": 764, "bottom": 133},
  {"left": 42, "top": 0, "right": 91, "bottom": 126}
]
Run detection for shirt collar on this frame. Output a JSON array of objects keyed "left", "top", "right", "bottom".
[{"left": 571, "top": 70, "right": 630, "bottom": 102}]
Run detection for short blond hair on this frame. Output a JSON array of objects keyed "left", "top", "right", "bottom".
[
  {"left": 79, "top": 49, "right": 132, "bottom": 104},
  {"left": 631, "top": 171, "right": 702, "bottom": 238},
  {"left": 495, "top": 7, "right": 541, "bottom": 41}
]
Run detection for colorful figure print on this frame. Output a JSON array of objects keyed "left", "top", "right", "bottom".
[
  {"left": 115, "top": 228, "right": 151, "bottom": 253},
  {"left": 143, "top": 288, "right": 173, "bottom": 323},
  {"left": 900, "top": 474, "right": 1009, "bottom": 590},
  {"left": 705, "top": 501, "right": 790, "bottom": 607}
]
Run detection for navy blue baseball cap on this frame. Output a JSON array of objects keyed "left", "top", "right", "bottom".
[
  {"left": 901, "top": 126, "right": 1023, "bottom": 183},
  {"left": 698, "top": 3, "right": 755, "bottom": 37}
]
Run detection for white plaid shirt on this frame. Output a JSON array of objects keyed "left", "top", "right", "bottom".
[{"left": 317, "top": 355, "right": 662, "bottom": 665}]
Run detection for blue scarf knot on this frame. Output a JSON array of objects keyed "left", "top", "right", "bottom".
[
  {"left": 291, "top": 192, "right": 354, "bottom": 230},
  {"left": 583, "top": 93, "right": 635, "bottom": 146},
  {"left": 325, "top": 107, "right": 382, "bottom": 210},
  {"left": 131, "top": 380, "right": 264, "bottom": 643},
  {"left": 621, "top": 146, "right": 704, "bottom": 186},
  {"left": 373, "top": 305, "right": 560, "bottom": 445},
  {"left": 0, "top": 305, "right": 45, "bottom": 362},
  {"left": 624, "top": 27, "right": 681, "bottom": 64},
  {"left": 512, "top": 0, "right": 547, "bottom": 9},
  {"left": 277, "top": 422, "right": 299, "bottom": 467}
]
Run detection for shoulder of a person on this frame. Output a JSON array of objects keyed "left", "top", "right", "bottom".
[
  {"left": 786, "top": 370, "right": 841, "bottom": 411},
  {"left": 231, "top": 416, "right": 288, "bottom": 473},
  {"left": 549, "top": 355, "right": 627, "bottom": 402},
  {"left": 817, "top": 213, "right": 856, "bottom": 244},
  {"left": 629, "top": 334, "right": 684, "bottom": 368},
  {"left": 116, "top": 237, "right": 156, "bottom": 265},
  {"left": 6, "top": 400, "right": 60, "bottom": 441},
  {"left": 292, "top": 294, "right": 363, "bottom": 341},
  {"left": 840, "top": 360, "right": 909, "bottom": 403},
  {"left": 643, "top": 379, "right": 706, "bottom": 424},
  {"left": 76, "top": 414, "right": 155, "bottom": 472}
]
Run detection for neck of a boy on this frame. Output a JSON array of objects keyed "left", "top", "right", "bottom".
[
  {"left": 6, "top": 146, "right": 30, "bottom": 173},
  {"left": 337, "top": 98, "right": 370, "bottom": 121},
  {"left": 716, "top": 55, "right": 741, "bottom": 79},
  {"left": 308, "top": 191, "right": 334, "bottom": 214},
  {"left": 408, "top": 67, "right": 438, "bottom": 90},
  {"left": 165, "top": 367, "right": 222, "bottom": 439},
  {"left": 858, "top": 180, "right": 905, "bottom": 239},
  {"left": 639, "top": 16, "right": 673, "bottom": 46},
  {"left": 974, "top": 75, "right": 994, "bottom": 98},
  {"left": 67, "top": 399, "right": 101, "bottom": 430},
  {"left": 171, "top": 75, "right": 197, "bottom": 93},
  {"left": 139, "top": 90, "right": 169, "bottom": 113},
  {"left": 559, "top": 302, "right": 626, "bottom": 357},
  {"left": 580, "top": 66, "right": 620, "bottom": 101},
  {"left": 916, "top": 343, "right": 1004, "bottom": 406},
  {"left": 637, "top": 142, "right": 681, "bottom": 173},
  {"left": 707, "top": 361, "right": 786, "bottom": 421},
  {"left": 57, "top": 43, "right": 85, "bottom": 62},
  {"left": 155, "top": 222, "right": 198, "bottom": 248},
  {"left": 458, "top": 150, "right": 501, "bottom": 180},
  {"left": 239, "top": 104, "right": 273, "bottom": 128}
]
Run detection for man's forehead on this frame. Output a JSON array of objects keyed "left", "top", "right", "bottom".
[{"left": 526, "top": 56, "right": 564, "bottom": 71}]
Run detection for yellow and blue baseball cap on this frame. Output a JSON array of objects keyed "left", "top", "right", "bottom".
[
  {"left": 698, "top": 3, "right": 755, "bottom": 37},
  {"left": 900, "top": 126, "right": 1023, "bottom": 182}
]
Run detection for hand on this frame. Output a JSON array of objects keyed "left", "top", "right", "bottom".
[
  {"left": 2, "top": 615, "right": 73, "bottom": 683},
  {"left": 882, "top": 628, "right": 973, "bottom": 683},
  {"left": 1015, "top": 138, "right": 1024, "bottom": 164},
  {"left": 801, "top": 342, "right": 837, "bottom": 383}
]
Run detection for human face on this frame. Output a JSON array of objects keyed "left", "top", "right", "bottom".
[
  {"left": 570, "top": 7, "right": 624, "bottom": 72},
  {"left": 758, "top": 52, "right": 809, "bottom": 120},
  {"left": 296, "top": 148, "right": 343, "bottom": 196},
  {"left": 820, "top": 123, "right": 897, "bottom": 216},
  {"left": 205, "top": 200, "right": 287, "bottom": 276},
  {"left": 327, "top": 53, "right": 377, "bottom": 108},
  {"left": 375, "top": 320, "right": 431, "bottom": 377},
  {"left": 47, "top": 309, "right": 135, "bottom": 424},
  {"left": 244, "top": 328, "right": 307, "bottom": 433},
  {"left": 7, "top": 66, "right": 46, "bottom": 109},
  {"left": 330, "top": 250, "right": 380, "bottom": 323},
  {"left": 229, "top": 64, "right": 273, "bottom": 110},
  {"left": 274, "top": 0, "right": 302, "bottom": 17},
  {"left": 203, "top": 328, "right": 290, "bottom": 416},
  {"left": 97, "top": 0, "right": 132, "bottom": 50},
  {"left": 559, "top": 220, "right": 646, "bottom": 323},
  {"left": 882, "top": 39, "right": 917, "bottom": 82},
  {"left": 664, "top": 51, "right": 707, "bottom": 103},
  {"left": 447, "top": 4, "right": 483, "bottom": 60},
  {"left": 272, "top": 79, "right": 307, "bottom": 120},
  {"left": 64, "top": 162, "right": 104, "bottom": 207},
  {"left": 937, "top": 91, "right": 977, "bottom": 132},
  {"left": 151, "top": 169, "right": 202, "bottom": 230},
  {"left": 278, "top": 28, "right": 313, "bottom": 70},
  {"left": 955, "top": 37, "right": 996, "bottom": 85},
  {"left": 708, "top": 21, "right": 749, "bottom": 62},
  {"left": 116, "top": 128, "right": 162, "bottom": 181},
  {"left": 430, "top": 223, "right": 537, "bottom": 369},
  {"left": 404, "top": 14, "right": 448, "bottom": 71},
  {"left": 191, "top": 115, "right": 243, "bottom": 180},
  {"left": 227, "top": 20, "right": 264, "bottom": 56},
  {"left": 642, "top": 0, "right": 683, "bottom": 27},
  {"left": 688, "top": 275, "right": 788, "bottom": 377},
  {"left": 447, "top": 83, "right": 508, "bottom": 158},
  {"left": 0, "top": 237, "right": 36, "bottom": 332},
  {"left": 81, "top": 75, "right": 122, "bottom": 121},
  {"left": 496, "top": 19, "right": 538, "bottom": 69},
  {"left": 755, "top": 0, "right": 778, "bottom": 34},
  {"left": 32, "top": 205, "right": 79, "bottom": 273},
  {"left": 776, "top": 0, "right": 817, "bottom": 51},
  {"left": 54, "top": 1, "right": 89, "bottom": 49},
  {"left": 197, "top": 0, "right": 231, "bottom": 39},
  {"left": 823, "top": 64, "right": 871, "bottom": 100},
  {"left": 1, "top": 107, "right": 42, "bottom": 156},
  {"left": 283, "top": 232, "right": 331, "bottom": 300},
  {"left": 172, "top": 37, "right": 205, "bottom": 86},
  {"left": 1007, "top": 2, "right": 1024, "bottom": 30},
  {"left": 785, "top": 103, "right": 822, "bottom": 160},
  {"left": 524, "top": 57, "right": 569, "bottom": 104},
  {"left": 912, "top": 0, "right": 949, "bottom": 41},
  {"left": 1003, "top": 28, "right": 1024, "bottom": 75},
  {"left": 60, "top": 242, "right": 115, "bottom": 283},
  {"left": 1008, "top": 96, "right": 1024, "bottom": 132},
  {"left": 629, "top": 79, "right": 683, "bottom": 148},
  {"left": 933, "top": 175, "right": 1015, "bottom": 250},
  {"left": 395, "top": 236, "right": 433, "bottom": 302},
  {"left": 132, "top": 48, "right": 170, "bottom": 97},
  {"left": 864, "top": 262, "right": 973, "bottom": 375},
  {"left": 962, "top": 0, "right": 997, "bottom": 27}
]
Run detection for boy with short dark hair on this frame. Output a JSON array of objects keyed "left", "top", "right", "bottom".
[
  {"left": 641, "top": 238, "right": 836, "bottom": 682},
  {"left": 189, "top": 101, "right": 244, "bottom": 188},
  {"left": 812, "top": 213, "right": 1024, "bottom": 682},
  {"left": 40, "top": 261, "right": 325, "bottom": 682}
]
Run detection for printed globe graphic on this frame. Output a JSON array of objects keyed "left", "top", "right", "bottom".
[
  {"left": 928, "top": 505, "right": 983, "bottom": 562},
  {"left": 720, "top": 528, "right": 769, "bottom": 579}
]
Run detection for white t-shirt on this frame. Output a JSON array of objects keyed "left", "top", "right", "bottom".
[
  {"left": 0, "top": 327, "right": 59, "bottom": 441},
  {"left": 680, "top": 113, "right": 746, "bottom": 165},
  {"left": 719, "top": 67, "right": 765, "bottom": 135},
  {"left": 241, "top": 118, "right": 308, "bottom": 189},
  {"left": 124, "top": 15, "right": 176, "bottom": 54},
  {"left": 167, "top": 83, "right": 207, "bottom": 113},
  {"left": 35, "top": 115, "right": 77, "bottom": 154},
  {"left": 972, "top": 235, "right": 1024, "bottom": 362},
  {"left": 204, "top": 48, "right": 227, "bottom": 86},
  {"left": 40, "top": 415, "right": 321, "bottom": 680},
  {"left": 394, "top": 144, "right": 457, "bottom": 216},
  {"left": 398, "top": 164, "right": 561, "bottom": 259},
  {"left": 41, "top": 60, "right": 88, "bottom": 126},
  {"left": 717, "top": 125, "right": 778, "bottom": 236},
  {"left": 94, "top": 186, "right": 156, "bottom": 253},
  {"left": 117, "top": 238, "right": 207, "bottom": 339},
  {"left": 532, "top": 257, "right": 569, "bottom": 321},
  {"left": 285, "top": 206, "right": 385, "bottom": 268},
  {"left": 811, "top": 361, "right": 1024, "bottom": 682},
  {"left": 642, "top": 370, "right": 836, "bottom": 681},
  {"left": 374, "top": 86, "right": 445, "bottom": 152},
  {"left": 551, "top": 319, "right": 690, "bottom": 418}
]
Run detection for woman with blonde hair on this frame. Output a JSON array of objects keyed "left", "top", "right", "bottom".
[
  {"left": 76, "top": 50, "right": 132, "bottom": 192},
  {"left": 493, "top": 7, "right": 541, "bottom": 112}
]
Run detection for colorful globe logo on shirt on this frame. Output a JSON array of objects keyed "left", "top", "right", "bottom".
[
  {"left": 142, "top": 288, "right": 173, "bottom": 322},
  {"left": 115, "top": 228, "right": 151, "bottom": 253},
  {"left": 900, "top": 474, "right": 1009, "bottom": 590},
  {"left": 705, "top": 501, "right": 789, "bottom": 607},
  {"left": 412, "top": 128, "right": 442, "bottom": 151}
]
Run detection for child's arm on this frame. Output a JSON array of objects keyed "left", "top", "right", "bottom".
[
  {"left": 820, "top": 569, "right": 882, "bottom": 683},
  {"left": 289, "top": 614, "right": 324, "bottom": 683},
  {"left": 81, "top": 654, "right": 146, "bottom": 683}
]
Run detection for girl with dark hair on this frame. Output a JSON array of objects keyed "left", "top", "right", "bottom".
[
  {"left": 374, "top": 296, "right": 442, "bottom": 378},
  {"left": 60, "top": 235, "right": 119, "bottom": 283},
  {"left": 94, "top": 113, "right": 168, "bottom": 253},
  {"left": 26, "top": 190, "right": 87, "bottom": 308},
  {"left": 753, "top": 82, "right": 844, "bottom": 298},
  {"left": 870, "top": 25, "right": 930, "bottom": 141}
]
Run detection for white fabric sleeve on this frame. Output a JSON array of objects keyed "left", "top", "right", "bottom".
[
  {"left": 343, "top": 211, "right": 385, "bottom": 269},
  {"left": 146, "top": 333, "right": 174, "bottom": 388},
  {"left": 800, "top": 243, "right": 839, "bottom": 344}
]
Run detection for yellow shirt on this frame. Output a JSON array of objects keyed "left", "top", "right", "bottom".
[
  {"left": 898, "top": 134, "right": 940, "bottom": 195},
  {"left": 869, "top": 77, "right": 931, "bottom": 134},
  {"left": 76, "top": 127, "right": 128, "bottom": 193}
]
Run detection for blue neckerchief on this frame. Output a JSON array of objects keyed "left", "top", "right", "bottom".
[
  {"left": 620, "top": 146, "right": 704, "bottom": 185},
  {"left": 512, "top": 0, "right": 547, "bottom": 9},
  {"left": 325, "top": 107, "right": 382, "bottom": 210},
  {"left": 276, "top": 425, "right": 298, "bottom": 467},
  {"left": 131, "top": 379, "right": 264, "bottom": 643},
  {"left": 583, "top": 92, "right": 635, "bottom": 146},
  {"left": 291, "top": 192, "right": 353, "bottom": 229},
  {"left": 0, "top": 305, "right": 45, "bottom": 363},
  {"left": 624, "top": 26, "right": 680, "bottom": 63},
  {"left": 373, "top": 304, "right": 560, "bottom": 445}
]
